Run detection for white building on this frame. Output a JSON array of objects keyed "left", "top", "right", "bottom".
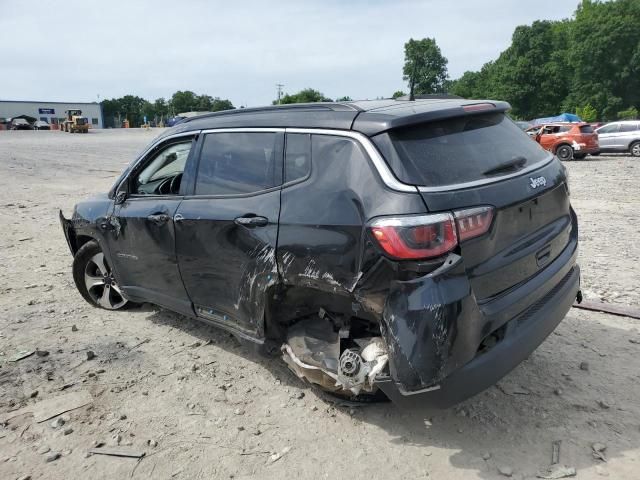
[{"left": 0, "top": 100, "right": 103, "bottom": 128}]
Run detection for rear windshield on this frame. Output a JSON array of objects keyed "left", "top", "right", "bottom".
[
  {"left": 579, "top": 125, "right": 594, "bottom": 133},
  {"left": 373, "top": 113, "right": 550, "bottom": 187}
]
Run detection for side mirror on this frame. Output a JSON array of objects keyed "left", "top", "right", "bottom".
[{"left": 115, "top": 191, "right": 127, "bottom": 205}]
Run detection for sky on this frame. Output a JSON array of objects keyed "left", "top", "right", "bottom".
[{"left": 0, "top": 0, "right": 579, "bottom": 108}]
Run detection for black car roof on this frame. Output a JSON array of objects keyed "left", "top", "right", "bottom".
[{"left": 162, "top": 97, "right": 511, "bottom": 140}]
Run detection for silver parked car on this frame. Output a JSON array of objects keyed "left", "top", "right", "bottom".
[{"left": 595, "top": 120, "right": 640, "bottom": 157}]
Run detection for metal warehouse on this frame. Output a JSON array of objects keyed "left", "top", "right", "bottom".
[{"left": 0, "top": 100, "right": 103, "bottom": 129}]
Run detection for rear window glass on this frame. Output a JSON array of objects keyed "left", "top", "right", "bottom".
[
  {"left": 579, "top": 125, "right": 594, "bottom": 133},
  {"left": 373, "top": 113, "right": 549, "bottom": 187}
]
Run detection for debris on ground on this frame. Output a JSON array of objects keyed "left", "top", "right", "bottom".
[
  {"left": 88, "top": 447, "right": 145, "bottom": 458},
  {"left": 536, "top": 465, "right": 577, "bottom": 479},
  {"left": 268, "top": 446, "right": 291, "bottom": 465},
  {"left": 592, "top": 443, "right": 607, "bottom": 462},
  {"left": 45, "top": 452, "right": 61, "bottom": 463},
  {"left": 9, "top": 350, "right": 34, "bottom": 362},
  {"left": 498, "top": 465, "right": 513, "bottom": 477},
  {"left": 50, "top": 417, "right": 65, "bottom": 429},
  {"left": 0, "top": 391, "right": 91, "bottom": 424},
  {"left": 552, "top": 440, "right": 561, "bottom": 465}
]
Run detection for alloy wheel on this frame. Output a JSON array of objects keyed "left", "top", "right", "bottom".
[{"left": 84, "top": 252, "right": 127, "bottom": 310}]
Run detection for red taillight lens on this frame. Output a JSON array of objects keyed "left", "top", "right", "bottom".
[
  {"left": 454, "top": 206, "right": 494, "bottom": 242},
  {"left": 370, "top": 207, "right": 494, "bottom": 260},
  {"left": 370, "top": 213, "right": 458, "bottom": 260}
]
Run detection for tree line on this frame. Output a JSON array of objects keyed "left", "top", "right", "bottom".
[
  {"left": 272, "top": 0, "right": 640, "bottom": 122},
  {"left": 447, "top": 0, "right": 640, "bottom": 121},
  {"left": 101, "top": 91, "right": 234, "bottom": 128}
]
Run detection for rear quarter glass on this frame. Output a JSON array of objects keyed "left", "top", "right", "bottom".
[{"left": 373, "top": 113, "right": 549, "bottom": 187}]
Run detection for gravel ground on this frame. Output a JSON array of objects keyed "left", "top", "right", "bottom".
[{"left": 1, "top": 129, "right": 639, "bottom": 480}]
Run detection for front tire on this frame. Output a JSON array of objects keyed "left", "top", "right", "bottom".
[
  {"left": 630, "top": 141, "right": 640, "bottom": 157},
  {"left": 72, "top": 240, "right": 128, "bottom": 310},
  {"left": 556, "top": 144, "right": 573, "bottom": 161}
]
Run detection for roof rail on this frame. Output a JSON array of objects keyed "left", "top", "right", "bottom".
[
  {"left": 394, "top": 94, "right": 462, "bottom": 101},
  {"left": 181, "top": 102, "right": 360, "bottom": 123}
]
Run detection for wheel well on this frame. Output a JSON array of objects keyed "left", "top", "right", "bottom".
[
  {"left": 72, "top": 234, "right": 95, "bottom": 255},
  {"left": 555, "top": 143, "right": 572, "bottom": 153}
]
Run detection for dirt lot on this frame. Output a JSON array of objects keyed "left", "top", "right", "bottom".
[{"left": 1, "top": 129, "right": 639, "bottom": 480}]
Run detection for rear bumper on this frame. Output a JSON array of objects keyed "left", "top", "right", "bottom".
[
  {"left": 376, "top": 210, "right": 580, "bottom": 408},
  {"left": 377, "top": 264, "right": 579, "bottom": 408}
]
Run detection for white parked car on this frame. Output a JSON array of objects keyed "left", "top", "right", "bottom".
[{"left": 595, "top": 121, "right": 640, "bottom": 157}]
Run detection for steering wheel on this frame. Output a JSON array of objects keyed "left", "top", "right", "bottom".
[{"left": 169, "top": 173, "right": 183, "bottom": 194}]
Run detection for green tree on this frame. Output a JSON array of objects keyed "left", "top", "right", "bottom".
[
  {"left": 171, "top": 90, "right": 198, "bottom": 113},
  {"left": 402, "top": 38, "right": 448, "bottom": 95},
  {"left": 211, "top": 97, "right": 235, "bottom": 111},
  {"left": 575, "top": 103, "right": 598, "bottom": 122},
  {"left": 336, "top": 96, "right": 352, "bottom": 102},
  {"left": 391, "top": 90, "right": 406, "bottom": 99},
  {"left": 618, "top": 106, "right": 638, "bottom": 120},
  {"left": 153, "top": 98, "right": 169, "bottom": 119},
  {"left": 563, "top": 0, "right": 640, "bottom": 120},
  {"left": 274, "top": 88, "right": 332, "bottom": 105}
]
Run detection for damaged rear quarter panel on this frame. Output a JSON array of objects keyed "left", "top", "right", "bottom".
[
  {"left": 381, "top": 253, "right": 485, "bottom": 392},
  {"left": 275, "top": 134, "right": 426, "bottom": 320}
]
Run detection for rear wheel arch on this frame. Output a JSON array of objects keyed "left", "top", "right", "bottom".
[{"left": 629, "top": 140, "right": 640, "bottom": 157}]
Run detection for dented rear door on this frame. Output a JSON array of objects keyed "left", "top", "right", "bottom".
[{"left": 174, "top": 130, "right": 284, "bottom": 337}]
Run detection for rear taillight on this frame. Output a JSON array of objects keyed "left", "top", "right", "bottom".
[
  {"left": 454, "top": 206, "right": 494, "bottom": 242},
  {"left": 370, "top": 213, "right": 457, "bottom": 260},
  {"left": 370, "top": 206, "right": 494, "bottom": 260}
]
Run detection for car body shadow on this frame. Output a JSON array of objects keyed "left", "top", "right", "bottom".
[{"left": 141, "top": 304, "right": 639, "bottom": 479}]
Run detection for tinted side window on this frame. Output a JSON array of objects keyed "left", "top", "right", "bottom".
[
  {"left": 598, "top": 124, "right": 619, "bottom": 134},
  {"left": 620, "top": 123, "right": 639, "bottom": 133},
  {"left": 285, "top": 133, "right": 311, "bottom": 183},
  {"left": 195, "top": 132, "right": 281, "bottom": 195},
  {"left": 579, "top": 125, "right": 594, "bottom": 133}
]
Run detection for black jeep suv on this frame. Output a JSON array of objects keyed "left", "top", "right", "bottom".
[{"left": 60, "top": 98, "right": 580, "bottom": 407}]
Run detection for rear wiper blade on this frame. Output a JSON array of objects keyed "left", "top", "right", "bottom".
[{"left": 482, "top": 156, "right": 527, "bottom": 176}]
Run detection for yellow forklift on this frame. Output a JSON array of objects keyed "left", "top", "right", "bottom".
[{"left": 60, "top": 110, "right": 89, "bottom": 133}]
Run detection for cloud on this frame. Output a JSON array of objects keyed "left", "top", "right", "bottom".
[{"left": 0, "top": 0, "right": 577, "bottom": 106}]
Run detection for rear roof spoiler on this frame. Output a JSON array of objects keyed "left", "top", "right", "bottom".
[{"left": 353, "top": 100, "right": 511, "bottom": 137}]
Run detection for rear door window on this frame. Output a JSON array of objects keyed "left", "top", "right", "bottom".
[
  {"left": 620, "top": 123, "right": 639, "bottom": 133},
  {"left": 579, "top": 125, "right": 594, "bottom": 134},
  {"left": 195, "top": 132, "right": 282, "bottom": 195},
  {"left": 373, "top": 113, "right": 549, "bottom": 187}
]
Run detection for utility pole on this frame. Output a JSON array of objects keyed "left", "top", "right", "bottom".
[{"left": 276, "top": 83, "right": 284, "bottom": 104}]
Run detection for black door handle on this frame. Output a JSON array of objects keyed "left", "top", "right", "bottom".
[
  {"left": 234, "top": 215, "right": 269, "bottom": 227},
  {"left": 147, "top": 213, "right": 170, "bottom": 225}
]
